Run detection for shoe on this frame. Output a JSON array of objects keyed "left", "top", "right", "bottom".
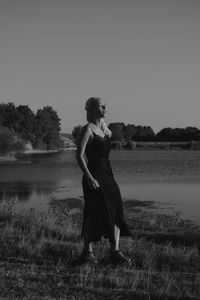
[
  {"left": 109, "top": 250, "right": 131, "bottom": 265},
  {"left": 79, "top": 250, "right": 98, "bottom": 265}
]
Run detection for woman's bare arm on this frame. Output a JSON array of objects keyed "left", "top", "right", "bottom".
[{"left": 76, "top": 125, "right": 100, "bottom": 189}]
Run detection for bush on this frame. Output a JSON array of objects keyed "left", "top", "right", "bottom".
[
  {"left": 0, "top": 127, "right": 25, "bottom": 156},
  {"left": 111, "top": 141, "right": 123, "bottom": 150},
  {"left": 123, "top": 140, "right": 136, "bottom": 150}
]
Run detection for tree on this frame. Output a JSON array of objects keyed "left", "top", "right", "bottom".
[
  {"left": 0, "top": 102, "right": 20, "bottom": 132},
  {"left": 123, "top": 124, "right": 138, "bottom": 141},
  {"left": 184, "top": 127, "right": 200, "bottom": 141},
  {"left": 108, "top": 122, "right": 125, "bottom": 141},
  {"left": 156, "top": 127, "right": 200, "bottom": 141},
  {"left": 34, "top": 106, "right": 61, "bottom": 150},
  {"left": 72, "top": 125, "right": 83, "bottom": 144},
  {"left": 17, "top": 105, "right": 35, "bottom": 143},
  {"left": 135, "top": 126, "right": 155, "bottom": 141},
  {"left": 0, "top": 104, "right": 6, "bottom": 127},
  {"left": 156, "top": 127, "right": 175, "bottom": 141}
]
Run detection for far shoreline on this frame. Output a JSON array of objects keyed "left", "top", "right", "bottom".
[{"left": 1, "top": 144, "right": 199, "bottom": 164}]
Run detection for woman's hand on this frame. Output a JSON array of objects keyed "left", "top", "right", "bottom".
[
  {"left": 86, "top": 176, "right": 100, "bottom": 190},
  {"left": 104, "top": 129, "right": 112, "bottom": 138}
]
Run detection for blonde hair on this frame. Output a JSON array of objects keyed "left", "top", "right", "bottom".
[{"left": 85, "top": 97, "right": 102, "bottom": 122}]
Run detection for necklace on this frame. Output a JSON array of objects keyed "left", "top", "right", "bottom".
[{"left": 89, "top": 122, "right": 105, "bottom": 137}]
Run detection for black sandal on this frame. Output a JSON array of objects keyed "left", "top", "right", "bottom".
[
  {"left": 79, "top": 250, "right": 98, "bottom": 265},
  {"left": 109, "top": 250, "right": 131, "bottom": 265}
]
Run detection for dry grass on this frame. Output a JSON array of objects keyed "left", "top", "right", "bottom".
[{"left": 0, "top": 197, "right": 200, "bottom": 299}]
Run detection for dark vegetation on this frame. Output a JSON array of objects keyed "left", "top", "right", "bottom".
[
  {"left": 72, "top": 123, "right": 200, "bottom": 150},
  {"left": 1, "top": 101, "right": 200, "bottom": 154},
  {"left": 1, "top": 198, "right": 200, "bottom": 299},
  {"left": 0, "top": 127, "right": 25, "bottom": 157},
  {"left": 107, "top": 123, "right": 200, "bottom": 142},
  {"left": 0, "top": 102, "right": 61, "bottom": 156}
]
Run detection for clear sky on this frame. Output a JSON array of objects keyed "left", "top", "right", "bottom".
[{"left": 0, "top": 0, "right": 200, "bottom": 133}]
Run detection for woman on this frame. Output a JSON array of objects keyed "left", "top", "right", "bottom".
[{"left": 76, "top": 97, "right": 132, "bottom": 265}]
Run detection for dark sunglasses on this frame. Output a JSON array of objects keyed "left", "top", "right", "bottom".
[{"left": 98, "top": 104, "right": 106, "bottom": 109}]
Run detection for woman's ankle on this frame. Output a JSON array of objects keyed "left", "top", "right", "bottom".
[
  {"left": 83, "top": 247, "right": 93, "bottom": 253},
  {"left": 110, "top": 246, "right": 119, "bottom": 253}
]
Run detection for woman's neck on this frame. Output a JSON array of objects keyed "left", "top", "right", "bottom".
[{"left": 89, "top": 118, "right": 102, "bottom": 129}]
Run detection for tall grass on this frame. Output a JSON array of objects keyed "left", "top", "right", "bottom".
[{"left": 0, "top": 197, "right": 200, "bottom": 299}]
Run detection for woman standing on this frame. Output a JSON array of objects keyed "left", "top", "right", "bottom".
[{"left": 76, "top": 97, "right": 132, "bottom": 265}]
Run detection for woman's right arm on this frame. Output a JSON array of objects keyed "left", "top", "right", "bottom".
[{"left": 76, "top": 126, "right": 100, "bottom": 189}]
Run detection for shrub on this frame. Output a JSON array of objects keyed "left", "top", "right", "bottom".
[{"left": 0, "top": 127, "right": 25, "bottom": 156}]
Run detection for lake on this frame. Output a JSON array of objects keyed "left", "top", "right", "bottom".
[{"left": 0, "top": 149, "right": 200, "bottom": 221}]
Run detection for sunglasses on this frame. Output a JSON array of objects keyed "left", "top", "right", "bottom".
[{"left": 98, "top": 104, "right": 106, "bottom": 110}]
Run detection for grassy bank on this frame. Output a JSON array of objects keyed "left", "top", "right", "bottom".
[
  {"left": 0, "top": 154, "right": 16, "bottom": 162},
  {"left": 0, "top": 198, "right": 200, "bottom": 299}
]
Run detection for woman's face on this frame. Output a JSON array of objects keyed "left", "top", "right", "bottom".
[{"left": 95, "top": 99, "right": 107, "bottom": 118}]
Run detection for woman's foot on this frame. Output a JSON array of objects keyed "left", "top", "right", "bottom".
[
  {"left": 109, "top": 250, "right": 131, "bottom": 265},
  {"left": 79, "top": 250, "right": 98, "bottom": 265}
]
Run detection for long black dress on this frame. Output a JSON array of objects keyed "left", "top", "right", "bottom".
[{"left": 82, "top": 124, "right": 132, "bottom": 243}]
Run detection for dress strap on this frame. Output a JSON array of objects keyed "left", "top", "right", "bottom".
[{"left": 87, "top": 123, "right": 95, "bottom": 137}]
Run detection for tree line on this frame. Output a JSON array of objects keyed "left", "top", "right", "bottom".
[
  {"left": 109, "top": 123, "right": 200, "bottom": 142},
  {"left": 72, "top": 122, "right": 200, "bottom": 143},
  {"left": 0, "top": 102, "right": 61, "bottom": 156}
]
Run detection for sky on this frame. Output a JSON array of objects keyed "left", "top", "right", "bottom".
[{"left": 0, "top": 0, "right": 200, "bottom": 134}]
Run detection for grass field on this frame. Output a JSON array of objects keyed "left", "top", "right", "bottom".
[{"left": 0, "top": 197, "right": 200, "bottom": 299}]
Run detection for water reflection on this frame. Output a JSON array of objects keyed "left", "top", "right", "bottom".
[
  {"left": 120, "top": 183, "right": 200, "bottom": 221},
  {"left": 1, "top": 150, "right": 200, "bottom": 220},
  {"left": 0, "top": 181, "right": 57, "bottom": 203}
]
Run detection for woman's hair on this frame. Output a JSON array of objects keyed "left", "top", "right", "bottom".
[{"left": 85, "top": 97, "right": 101, "bottom": 122}]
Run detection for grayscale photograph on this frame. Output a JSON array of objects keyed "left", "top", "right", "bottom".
[{"left": 0, "top": 0, "right": 200, "bottom": 299}]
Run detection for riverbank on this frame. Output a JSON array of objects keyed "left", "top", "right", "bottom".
[
  {"left": 0, "top": 148, "right": 77, "bottom": 163},
  {"left": 1, "top": 197, "right": 200, "bottom": 299},
  {"left": 0, "top": 154, "right": 16, "bottom": 162},
  {"left": 112, "top": 140, "right": 200, "bottom": 150},
  {"left": 1, "top": 140, "right": 199, "bottom": 163},
  {"left": 23, "top": 149, "right": 60, "bottom": 154}
]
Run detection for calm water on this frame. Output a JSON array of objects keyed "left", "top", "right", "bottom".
[{"left": 0, "top": 150, "right": 200, "bottom": 220}]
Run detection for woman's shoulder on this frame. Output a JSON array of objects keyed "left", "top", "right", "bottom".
[{"left": 81, "top": 123, "right": 93, "bottom": 137}]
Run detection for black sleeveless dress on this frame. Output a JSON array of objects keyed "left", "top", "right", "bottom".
[{"left": 82, "top": 124, "right": 132, "bottom": 243}]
